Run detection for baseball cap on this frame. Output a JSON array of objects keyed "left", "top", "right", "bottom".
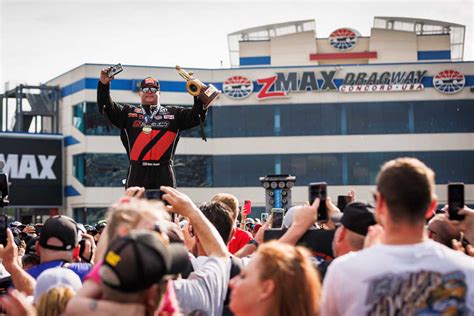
[
  {"left": 9, "top": 221, "right": 22, "bottom": 229},
  {"left": 39, "top": 215, "right": 79, "bottom": 251},
  {"left": 140, "top": 77, "right": 160, "bottom": 90},
  {"left": 100, "top": 229, "right": 189, "bottom": 293},
  {"left": 34, "top": 267, "right": 82, "bottom": 303},
  {"left": 331, "top": 202, "right": 376, "bottom": 236}
]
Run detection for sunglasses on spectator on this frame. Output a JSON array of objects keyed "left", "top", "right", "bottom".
[{"left": 142, "top": 87, "right": 158, "bottom": 93}]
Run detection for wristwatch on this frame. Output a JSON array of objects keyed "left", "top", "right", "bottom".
[{"left": 248, "top": 239, "right": 259, "bottom": 248}]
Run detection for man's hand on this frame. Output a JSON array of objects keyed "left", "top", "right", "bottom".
[
  {"left": 325, "top": 197, "right": 341, "bottom": 230},
  {"left": 364, "top": 224, "right": 385, "bottom": 248},
  {"left": 160, "top": 186, "right": 200, "bottom": 218},
  {"left": 254, "top": 221, "right": 269, "bottom": 245},
  {"left": 99, "top": 68, "right": 113, "bottom": 85},
  {"left": 292, "top": 198, "right": 319, "bottom": 230},
  {"left": 348, "top": 189, "right": 356, "bottom": 203},
  {"left": 0, "top": 289, "right": 36, "bottom": 316},
  {"left": 0, "top": 229, "right": 19, "bottom": 271},
  {"left": 448, "top": 206, "right": 474, "bottom": 244},
  {"left": 124, "top": 186, "right": 145, "bottom": 198}
]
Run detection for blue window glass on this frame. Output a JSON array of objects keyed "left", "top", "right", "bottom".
[
  {"left": 345, "top": 102, "right": 410, "bottom": 134},
  {"left": 280, "top": 103, "right": 341, "bottom": 136},
  {"left": 72, "top": 151, "right": 474, "bottom": 187},
  {"left": 414, "top": 100, "right": 474, "bottom": 133},
  {"left": 73, "top": 207, "right": 108, "bottom": 225}
]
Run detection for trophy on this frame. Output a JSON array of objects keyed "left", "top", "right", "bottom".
[{"left": 175, "top": 65, "right": 220, "bottom": 109}]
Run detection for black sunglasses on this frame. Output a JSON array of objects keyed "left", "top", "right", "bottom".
[{"left": 142, "top": 87, "right": 158, "bottom": 93}]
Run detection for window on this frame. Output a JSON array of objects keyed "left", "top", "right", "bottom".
[{"left": 414, "top": 100, "right": 474, "bottom": 133}]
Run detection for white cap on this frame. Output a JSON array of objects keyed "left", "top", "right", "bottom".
[{"left": 33, "top": 267, "right": 82, "bottom": 303}]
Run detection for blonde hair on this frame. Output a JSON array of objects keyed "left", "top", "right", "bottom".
[
  {"left": 257, "top": 241, "right": 321, "bottom": 316},
  {"left": 211, "top": 193, "right": 239, "bottom": 222},
  {"left": 36, "top": 287, "right": 75, "bottom": 316},
  {"left": 106, "top": 198, "right": 169, "bottom": 242}
]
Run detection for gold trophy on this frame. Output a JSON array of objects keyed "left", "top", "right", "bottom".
[{"left": 175, "top": 65, "right": 220, "bottom": 109}]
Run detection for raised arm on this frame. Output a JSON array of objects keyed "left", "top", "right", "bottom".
[{"left": 97, "top": 68, "right": 126, "bottom": 129}]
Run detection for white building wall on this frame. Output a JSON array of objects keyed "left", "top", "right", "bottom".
[
  {"left": 270, "top": 31, "right": 317, "bottom": 66},
  {"left": 369, "top": 28, "right": 418, "bottom": 63}
]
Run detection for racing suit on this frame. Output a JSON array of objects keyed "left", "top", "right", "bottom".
[{"left": 97, "top": 81, "right": 207, "bottom": 189}]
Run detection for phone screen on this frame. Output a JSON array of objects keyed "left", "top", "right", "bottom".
[
  {"left": 271, "top": 209, "right": 284, "bottom": 228},
  {"left": 309, "top": 182, "right": 328, "bottom": 222},
  {"left": 337, "top": 195, "right": 352, "bottom": 212},
  {"left": 261, "top": 212, "right": 269, "bottom": 223},
  {"left": 144, "top": 189, "right": 169, "bottom": 205},
  {"left": 448, "top": 183, "right": 465, "bottom": 220}
]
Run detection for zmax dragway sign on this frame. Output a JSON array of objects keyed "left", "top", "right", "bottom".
[{"left": 223, "top": 70, "right": 429, "bottom": 100}]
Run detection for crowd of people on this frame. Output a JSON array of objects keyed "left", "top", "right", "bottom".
[{"left": 0, "top": 157, "right": 472, "bottom": 315}]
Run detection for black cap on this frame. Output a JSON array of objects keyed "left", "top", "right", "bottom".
[
  {"left": 331, "top": 202, "right": 376, "bottom": 236},
  {"left": 39, "top": 216, "right": 79, "bottom": 251},
  {"left": 100, "top": 229, "right": 189, "bottom": 293},
  {"left": 140, "top": 77, "right": 160, "bottom": 90}
]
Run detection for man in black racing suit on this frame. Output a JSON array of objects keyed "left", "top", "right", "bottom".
[{"left": 97, "top": 67, "right": 207, "bottom": 189}]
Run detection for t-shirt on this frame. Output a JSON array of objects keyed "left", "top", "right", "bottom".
[
  {"left": 228, "top": 228, "right": 252, "bottom": 254},
  {"left": 27, "top": 260, "right": 92, "bottom": 282},
  {"left": 173, "top": 256, "right": 230, "bottom": 316},
  {"left": 321, "top": 240, "right": 474, "bottom": 316}
]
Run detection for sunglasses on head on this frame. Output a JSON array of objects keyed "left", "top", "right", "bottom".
[{"left": 142, "top": 87, "right": 158, "bottom": 93}]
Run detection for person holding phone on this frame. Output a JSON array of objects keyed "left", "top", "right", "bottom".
[
  {"left": 97, "top": 67, "right": 208, "bottom": 190},
  {"left": 321, "top": 158, "right": 474, "bottom": 316}
]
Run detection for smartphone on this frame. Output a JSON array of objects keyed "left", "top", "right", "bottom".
[
  {"left": 309, "top": 182, "right": 328, "bottom": 222},
  {"left": 261, "top": 212, "right": 269, "bottom": 223},
  {"left": 0, "top": 214, "right": 8, "bottom": 246},
  {"left": 107, "top": 63, "right": 123, "bottom": 78},
  {"left": 448, "top": 183, "right": 465, "bottom": 221},
  {"left": 144, "top": 189, "right": 169, "bottom": 205},
  {"left": 337, "top": 195, "right": 352, "bottom": 212},
  {"left": 242, "top": 200, "right": 252, "bottom": 216},
  {"left": 270, "top": 208, "right": 284, "bottom": 229}
]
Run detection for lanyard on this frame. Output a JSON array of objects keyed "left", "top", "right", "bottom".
[{"left": 140, "top": 105, "right": 160, "bottom": 125}]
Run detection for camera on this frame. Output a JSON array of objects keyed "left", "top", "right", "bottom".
[
  {"left": 107, "top": 63, "right": 123, "bottom": 78},
  {"left": 309, "top": 182, "right": 328, "bottom": 222}
]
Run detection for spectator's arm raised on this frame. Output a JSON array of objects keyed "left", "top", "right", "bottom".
[
  {"left": 279, "top": 198, "right": 319, "bottom": 245},
  {"left": 0, "top": 229, "right": 36, "bottom": 295},
  {"left": 161, "top": 186, "right": 228, "bottom": 258}
]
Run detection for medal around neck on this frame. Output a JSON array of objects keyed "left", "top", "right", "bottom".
[
  {"left": 142, "top": 126, "right": 152, "bottom": 134},
  {"left": 175, "top": 65, "right": 220, "bottom": 109}
]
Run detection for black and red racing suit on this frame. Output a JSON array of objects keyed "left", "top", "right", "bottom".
[{"left": 97, "top": 81, "right": 207, "bottom": 189}]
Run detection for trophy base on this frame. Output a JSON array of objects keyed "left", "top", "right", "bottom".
[{"left": 199, "top": 84, "right": 220, "bottom": 109}]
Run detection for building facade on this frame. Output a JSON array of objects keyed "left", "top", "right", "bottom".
[{"left": 45, "top": 17, "right": 473, "bottom": 222}]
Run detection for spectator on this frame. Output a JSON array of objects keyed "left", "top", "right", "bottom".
[
  {"left": 211, "top": 193, "right": 252, "bottom": 254},
  {"left": 229, "top": 241, "right": 321, "bottom": 316},
  {"left": 100, "top": 229, "right": 189, "bottom": 316},
  {"left": 321, "top": 157, "right": 474, "bottom": 315},
  {"left": 35, "top": 267, "right": 82, "bottom": 316},
  {"left": 28, "top": 216, "right": 92, "bottom": 282},
  {"left": 427, "top": 213, "right": 461, "bottom": 248}
]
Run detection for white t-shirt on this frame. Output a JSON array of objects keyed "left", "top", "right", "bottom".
[
  {"left": 322, "top": 240, "right": 474, "bottom": 316},
  {"left": 174, "top": 256, "right": 230, "bottom": 316}
]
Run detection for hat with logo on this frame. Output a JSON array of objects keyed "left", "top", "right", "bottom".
[
  {"left": 140, "top": 77, "right": 160, "bottom": 90},
  {"left": 331, "top": 202, "right": 376, "bottom": 236},
  {"left": 39, "top": 215, "right": 79, "bottom": 251},
  {"left": 100, "top": 229, "right": 189, "bottom": 293}
]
